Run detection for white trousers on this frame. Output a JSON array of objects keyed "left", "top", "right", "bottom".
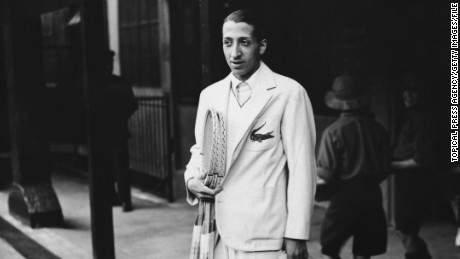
[{"left": 214, "top": 237, "right": 287, "bottom": 259}]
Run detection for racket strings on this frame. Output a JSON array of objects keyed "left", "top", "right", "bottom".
[{"left": 205, "top": 109, "right": 226, "bottom": 189}]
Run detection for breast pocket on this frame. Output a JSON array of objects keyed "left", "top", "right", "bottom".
[{"left": 245, "top": 116, "right": 280, "bottom": 152}]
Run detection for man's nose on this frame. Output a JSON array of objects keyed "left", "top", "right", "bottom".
[{"left": 230, "top": 45, "right": 241, "bottom": 58}]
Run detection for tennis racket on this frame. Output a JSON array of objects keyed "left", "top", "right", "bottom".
[{"left": 190, "top": 108, "right": 226, "bottom": 259}]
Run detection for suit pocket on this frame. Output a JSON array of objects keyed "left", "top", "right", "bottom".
[
  {"left": 243, "top": 186, "right": 286, "bottom": 240},
  {"left": 245, "top": 116, "right": 280, "bottom": 152}
]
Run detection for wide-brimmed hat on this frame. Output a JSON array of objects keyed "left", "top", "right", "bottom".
[{"left": 325, "top": 75, "right": 370, "bottom": 110}]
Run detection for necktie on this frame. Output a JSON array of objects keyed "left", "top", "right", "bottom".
[{"left": 236, "top": 82, "right": 251, "bottom": 106}]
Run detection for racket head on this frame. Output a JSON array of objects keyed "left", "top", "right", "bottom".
[
  {"left": 201, "top": 109, "right": 226, "bottom": 188},
  {"left": 202, "top": 110, "right": 214, "bottom": 179}
]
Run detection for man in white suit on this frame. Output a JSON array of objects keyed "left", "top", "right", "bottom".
[{"left": 185, "top": 9, "right": 317, "bottom": 259}]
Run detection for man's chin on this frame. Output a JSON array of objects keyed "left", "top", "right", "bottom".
[
  {"left": 231, "top": 70, "right": 247, "bottom": 78},
  {"left": 230, "top": 66, "right": 245, "bottom": 72}
]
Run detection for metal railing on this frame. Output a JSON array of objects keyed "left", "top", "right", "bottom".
[{"left": 128, "top": 96, "right": 173, "bottom": 195}]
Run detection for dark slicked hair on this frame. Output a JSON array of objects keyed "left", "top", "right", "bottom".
[{"left": 223, "top": 9, "right": 267, "bottom": 42}]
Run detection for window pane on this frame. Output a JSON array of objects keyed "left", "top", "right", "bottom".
[{"left": 119, "top": 0, "right": 160, "bottom": 87}]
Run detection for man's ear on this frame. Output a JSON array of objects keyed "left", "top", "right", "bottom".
[{"left": 259, "top": 39, "right": 267, "bottom": 55}]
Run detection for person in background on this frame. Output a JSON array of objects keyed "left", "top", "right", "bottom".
[
  {"left": 446, "top": 165, "right": 460, "bottom": 247},
  {"left": 101, "top": 49, "right": 138, "bottom": 212},
  {"left": 184, "top": 9, "right": 317, "bottom": 259},
  {"left": 391, "top": 75, "right": 433, "bottom": 259},
  {"left": 317, "top": 75, "right": 390, "bottom": 259}
]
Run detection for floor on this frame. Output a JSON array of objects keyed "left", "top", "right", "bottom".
[{"left": 0, "top": 171, "right": 459, "bottom": 259}]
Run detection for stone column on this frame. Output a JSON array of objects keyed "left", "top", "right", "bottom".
[{"left": 2, "top": 11, "right": 63, "bottom": 228}]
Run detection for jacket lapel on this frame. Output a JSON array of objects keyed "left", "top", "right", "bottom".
[
  {"left": 211, "top": 75, "right": 231, "bottom": 116},
  {"left": 227, "top": 62, "right": 276, "bottom": 167}
]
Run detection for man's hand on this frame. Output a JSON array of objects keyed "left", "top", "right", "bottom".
[
  {"left": 187, "top": 177, "right": 223, "bottom": 201},
  {"left": 284, "top": 238, "right": 310, "bottom": 259}
]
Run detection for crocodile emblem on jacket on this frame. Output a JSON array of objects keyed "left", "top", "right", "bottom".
[{"left": 250, "top": 122, "right": 274, "bottom": 142}]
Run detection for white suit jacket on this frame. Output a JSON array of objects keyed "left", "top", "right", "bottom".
[{"left": 185, "top": 62, "right": 317, "bottom": 252}]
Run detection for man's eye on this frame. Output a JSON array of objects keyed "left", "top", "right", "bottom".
[
  {"left": 241, "top": 41, "right": 250, "bottom": 46},
  {"left": 223, "top": 40, "right": 232, "bottom": 46}
]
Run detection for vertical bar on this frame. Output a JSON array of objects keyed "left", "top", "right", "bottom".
[
  {"left": 147, "top": 98, "right": 153, "bottom": 176},
  {"left": 156, "top": 98, "right": 161, "bottom": 178},
  {"left": 165, "top": 96, "right": 174, "bottom": 201},
  {"left": 158, "top": 0, "right": 172, "bottom": 92},
  {"left": 154, "top": 98, "right": 159, "bottom": 177},
  {"left": 155, "top": 98, "right": 159, "bottom": 177},
  {"left": 138, "top": 99, "right": 143, "bottom": 173},
  {"left": 154, "top": 98, "right": 160, "bottom": 177},
  {"left": 156, "top": 98, "right": 161, "bottom": 184},
  {"left": 151, "top": 98, "right": 158, "bottom": 178},
  {"left": 80, "top": 1, "right": 115, "bottom": 258},
  {"left": 107, "top": 0, "right": 121, "bottom": 75},
  {"left": 144, "top": 99, "right": 149, "bottom": 175},
  {"left": 160, "top": 98, "right": 164, "bottom": 179},
  {"left": 135, "top": 0, "right": 141, "bottom": 84},
  {"left": 159, "top": 98, "right": 164, "bottom": 179},
  {"left": 199, "top": 0, "right": 211, "bottom": 87},
  {"left": 130, "top": 100, "right": 138, "bottom": 172},
  {"left": 143, "top": 99, "right": 148, "bottom": 175},
  {"left": 143, "top": 99, "right": 149, "bottom": 175},
  {"left": 1, "top": 1, "right": 14, "bottom": 178}
]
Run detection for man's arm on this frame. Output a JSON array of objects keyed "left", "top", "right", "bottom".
[
  {"left": 184, "top": 90, "right": 206, "bottom": 205},
  {"left": 391, "top": 121, "right": 424, "bottom": 171},
  {"left": 316, "top": 129, "right": 339, "bottom": 183},
  {"left": 184, "top": 143, "right": 204, "bottom": 205},
  {"left": 392, "top": 114, "right": 433, "bottom": 171},
  {"left": 281, "top": 85, "right": 316, "bottom": 252}
]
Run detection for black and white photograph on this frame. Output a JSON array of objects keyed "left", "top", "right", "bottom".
[{"left": 0, "top": 0, "right": 457, "bottom": 258}]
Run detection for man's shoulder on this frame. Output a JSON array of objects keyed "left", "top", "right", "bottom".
[
  {"left": 258, "top": 62, "right": 305, "bottom": 93},
  {"left": 271, "top": 71, "right": 306, "bottom": 96},
  {"left": 323, "top": 119, "right": 343, "bottom": 135},
  {"left": 207, "top": 78, "right": 228, "bottom": 90},
  {"left": 200, "top": 77, "right": 229, "bottom": 96},
  {"left": 328, "top": 115, "right": 388, "bottom": 137},
  {"left": 323, "top": 116, "right": 359, "bottom": 136},
  {"left": 273, "top": 72, "right": 298, "bottom": 84}
]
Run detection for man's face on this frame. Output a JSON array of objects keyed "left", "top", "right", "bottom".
[
  {"left": 222, "top": 21, "right": 266, "bottom": 81},
  {"left": 403, "top": 90, "right": 419, "bottom": 108}
]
